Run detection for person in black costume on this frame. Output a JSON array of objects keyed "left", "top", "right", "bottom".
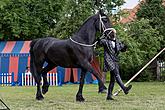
[{"left": 98, "top": 28, "right": 132, "bottom": 100}]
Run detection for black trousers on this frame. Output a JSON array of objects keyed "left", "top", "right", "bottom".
[{"left": 107, "top": 68, "right": 125, "bottom": 97}]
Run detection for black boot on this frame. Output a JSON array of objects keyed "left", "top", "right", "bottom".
[
  {"left": 106, "top": 81, "right": 115, "bottom": 100},
  {"left": 123, "top": 85, "right": 132, "bottom": 94},
  {"left": 107, "top": 72, "right": 115, "bottom": 100},
  {"left": 114, "top": 69, "right": 132, "bottom": 95}
]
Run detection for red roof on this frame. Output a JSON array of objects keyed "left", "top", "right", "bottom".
[
  {"left": 120, "top": 0, "right": 165, "bottom": 24},
  {"left": 120, "top": 1, "right": 143, "bottom": 24}
]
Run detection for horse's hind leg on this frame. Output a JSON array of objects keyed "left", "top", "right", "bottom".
[
  {"left": 76, "top": 69, "right": 86, "bottom": 102},
  {"left": 41, "top": 63, "right": 55, "bottom": 94},
  {"left": 85, "top": 63, "right": 106, "bottom": 92},
  {"left": 31, "top": 58, "right": 44, "bottom": 100},
  {"left": 30, "top": 43, "right": 45, "bottom": 100}
]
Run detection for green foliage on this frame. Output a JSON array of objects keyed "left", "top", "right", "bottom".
[
  {"left": 0, "top": 0, "right": 125, "bottom": 40},
  {"left": 115, "top": 19, "right": 162, "bottom": 81},
  {"left": 132, "top": 0, "right": 165, "bottom": 80},
  {"left": 160, "top": 69, "right": 165, "bottom": 81},
  {"left": 48, "top": 0, "right": 94, "bottom": 39},
  {"left": 48, "top": 0, "right": 125, "bottom": 39},
  {"left": 136, "top": 0, "right": 165, "bottom": 48},
  {"left": 0, "top": 0, "right": 63, "bottom": 40}
]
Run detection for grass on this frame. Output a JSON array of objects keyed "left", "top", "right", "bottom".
[{"left": 0, "top": 82, "right": 165, "bottom": 110}]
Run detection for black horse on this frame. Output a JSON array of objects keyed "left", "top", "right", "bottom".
[{"left": 30, "top": 10, "right": 112, "bottom": 101}]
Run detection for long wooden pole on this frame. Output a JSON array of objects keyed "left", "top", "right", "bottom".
[
  {"left": 0, "top": 99, "right": 10, "bottom": 110},
  {"left": 113, "top": 48, "right": 165, "bottom": 96}
]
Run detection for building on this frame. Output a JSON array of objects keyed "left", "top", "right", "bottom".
[{"left": 120, "top": 0, "right": 165, "bottom": 23}]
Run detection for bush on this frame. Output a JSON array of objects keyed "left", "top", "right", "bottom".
[
  {"left": 160, "top": 70, "right": 165, "bottom": 81},
  {"left": 113, "top": 19, "right": 162, "bottom": 81}
]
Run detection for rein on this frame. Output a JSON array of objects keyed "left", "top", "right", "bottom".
[{"left": 70, "top": 37, "right": 98, "bottom": 47}]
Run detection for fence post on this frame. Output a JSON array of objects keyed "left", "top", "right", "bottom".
[
  {"left": 0, "top": 73, "right": 2, "bottom": 84},
  {"left": 5, "top": 73, "right": 8, "bottom": 86},
  {"left": 52, "top": 73, "right": 56, "bottom": 86},
  {"left": 156, "top": 60, "right": 161, "bottom": 80},
  {"left": 11, "top": 72, "right": 15, "bottom": 86},
  {"left": 22, "top": 73, "right": 24, "bottom": 86},
  {"left": 18, "top": 73, "right": 22, "bottom": 86},
  {"left": 2, "top": 73, "right": 4, "bottom": 85},
  {"left": 58, "top": 71, "right": 62, "bottom": 86},
  {"left": 55, "top": 73, "right": 58, "bottom": 86}
]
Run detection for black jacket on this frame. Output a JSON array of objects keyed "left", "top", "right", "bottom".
[{"left": 98, "top": 38, "right": 127, "bottom": 71}]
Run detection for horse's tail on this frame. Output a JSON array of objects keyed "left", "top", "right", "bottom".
[{"left": 30, "top": 39, "right": 39, "bottom": 83}]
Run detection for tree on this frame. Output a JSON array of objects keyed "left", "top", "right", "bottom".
[
  {"left": 136, "top": 0, "right": 165, "bottom": 49},
  {"left": 48, "top": 0, "right": 94, "bottom": 39},
  {"left": 115, "top": 19, "right": 163, "bottom": 81},
  {"left": 0, "top": 0, "right": 64, "bottom": 40},
  {"left": 48, "top": 0, "right": 125, "bottom": 39},
  {"left": 0, "top": 0, "right": 125, "bottom": 40}
]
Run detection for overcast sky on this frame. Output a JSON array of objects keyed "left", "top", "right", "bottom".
[{"left": 121, "top": 0, "right": 139, "bottom": 9}]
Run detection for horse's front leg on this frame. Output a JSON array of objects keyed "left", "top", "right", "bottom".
[{"left": 76, "top": 69, "right": 86, "bottom": 102}]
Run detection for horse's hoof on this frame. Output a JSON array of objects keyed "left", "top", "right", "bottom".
[
  {"left": 42, "top": 84, "right": 49, "bottom": 94},
  {"left": 76, "top": 96, "right": 85, "bottom": 102},
  {"left": 98, "top": 86, "right": 107, "bottom": 94},
  {"left": 36, "top": 95, "right": 44, "bottom": 100},
  {"left": 98, "top": 89, "right": 107, "bottom": 94}
]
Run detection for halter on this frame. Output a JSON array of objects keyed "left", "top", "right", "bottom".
[
  {"left": 99, "top": 15, "right": 116, "bottom": 39},
  {"left": 99, "top": 14, "right": 107, "bottom": 32},
  {"left": 100, "top": 28, "right": 116, "bottom": 39},
  {"left": 70, "top": 14, "right": 114, "bottom": 47}
]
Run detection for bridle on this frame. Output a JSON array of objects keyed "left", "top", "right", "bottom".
[
  {"left": 99, "top": 14, "right": 108, "bottom": 33},
  {"left": 99, "top": 14, "right": 115, "bottom": 39},
  {"left": 70, "top": 14, "right": 114, "bottom": 47}
]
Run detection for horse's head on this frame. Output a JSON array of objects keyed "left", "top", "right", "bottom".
[
  {"left": 71, "top": 10, "right": 113, "bottom": 45},
  {"left": 94, "top": 10, "right": 112, "bottom": 36}
]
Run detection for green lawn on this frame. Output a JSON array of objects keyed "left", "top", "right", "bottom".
[{"left": 0, "top": 82, "right": 165, "bottom": 110}]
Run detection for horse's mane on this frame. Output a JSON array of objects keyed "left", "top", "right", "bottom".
[
  {"left": 82, "top": 14, "right": 97, "bottom": 25},
  {"left": 76, "top": 13, "right": 98, "bottom": 32}
]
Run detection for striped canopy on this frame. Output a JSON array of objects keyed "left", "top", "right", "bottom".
[
  {"left": 0, "top": 41, "right": 31, "bottom": 56},
  {"left": 0, "top": 41, "right": 31, "bottom": 81}
]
